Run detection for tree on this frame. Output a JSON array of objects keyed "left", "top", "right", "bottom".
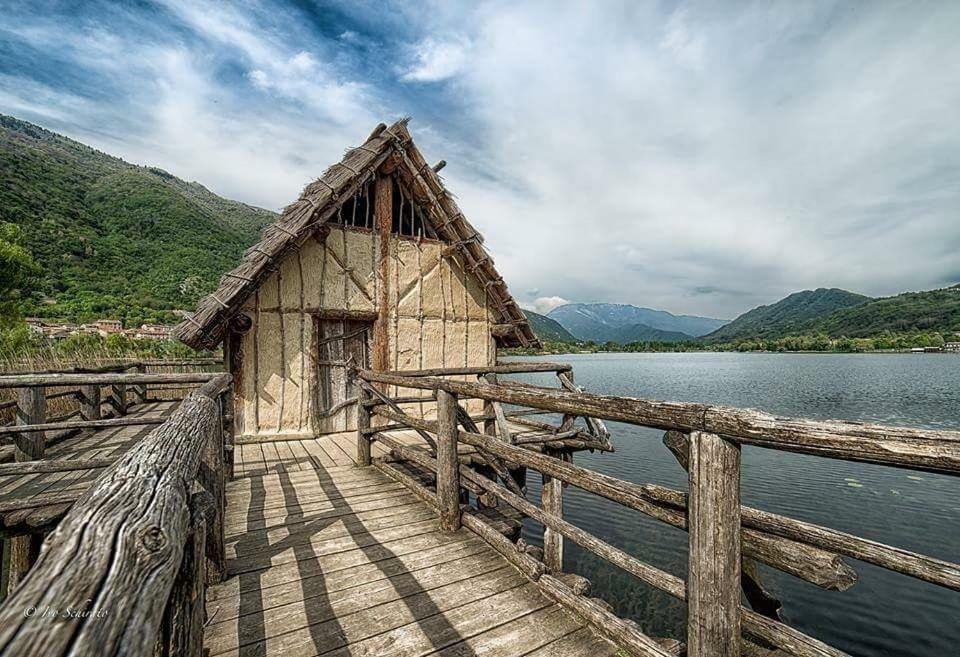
[{"left": 0, "top": 223, "right": 41, "bottom": 326}]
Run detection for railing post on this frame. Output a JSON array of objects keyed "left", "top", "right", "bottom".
[
  {"left": 687, "top": 431, "right": 741, "bottom": 657},
  {"left": 14, "top": 387, "right": 45, "bottom": 461},
  {"left": 223, "top": 382, "right": 235, "bottom": 480},
  {"left": 542, "top": 448, "right": 565, "bottom": 572},
  {"left": 79, "top": 383, "right": 101, "bottom": 421},
  {"left": 477, "top": 375, "right": 500, "bottom": 509},
  {"left": 111, "top": 383, "right": 127, "bottom": 416},
  {"left": 6, "top": 386, "right": 47, "bottom": 595},
  {"left": 357, "top": 385, "right": 372, "bottom": 467},
  {"left": 162, "top": 491, "right": 209, "bottom": 657},
  {"left": 132, "top": 362, "right": 147, "bottom": 406},
  {"left": 198, "top": 397, "right": 226, "bottom": 584},
  {"left": 436, "top": 388, "right": 461, "bottom": 532}
]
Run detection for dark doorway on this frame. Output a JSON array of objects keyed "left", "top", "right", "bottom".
[{"left": 313, "top": 318, "right": 371, "bottom": 433}]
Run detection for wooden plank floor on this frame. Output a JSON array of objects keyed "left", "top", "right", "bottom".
[{"left": 209, "top": 438, "right": 621, "bottom": 657}]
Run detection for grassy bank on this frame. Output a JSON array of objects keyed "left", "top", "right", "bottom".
[{"left": 0, "top": 324, "right": 212, "bottom": 373}]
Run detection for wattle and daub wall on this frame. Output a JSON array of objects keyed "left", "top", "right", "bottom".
[{"left": 233, "top": 225, "right": 496, "bottom": 439}]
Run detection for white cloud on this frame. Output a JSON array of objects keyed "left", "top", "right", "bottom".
[
  {"left": 524, "top": 296, "right": 570, "bottom": 315},
  {"left": 400, "top": 36, "right": 471, "bottom": 83},
  {"left": 431, "top": 1, "right": 960, "bottom": 316},
  {"left": 0, "top": 0, "right": 384, "bottom": 211},
  {"left": 3, "top": 2, "right": 958, "bottom": 318},
  {"left": 659, "top": 8, "right": 705, "bottom": 71}
]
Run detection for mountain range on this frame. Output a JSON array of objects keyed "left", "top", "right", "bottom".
[
  {"left": 524, "top": 286, "right": 959, "bottom": 346},
  {"left": 702, "top": 288, "right": 870, "bottom": 342},
  {"left": 547, "top": 303, "right": 728, "bottom": 343},
  {"left": 0, "top": 114, "right": 275, "bottom": 325},
  {"left": 801, "top": 285, "right": 960, "bottom": 338}
]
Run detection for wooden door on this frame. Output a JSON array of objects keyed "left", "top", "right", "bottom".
[{"left": 313, "top": 318, "right": 371, "bottom": 434}]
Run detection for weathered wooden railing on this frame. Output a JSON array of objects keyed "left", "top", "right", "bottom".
[
  {"left": 0, "top": 372, "right": 233, "bottom": 657},
  {"left": 0, "top": 358, "right": 224, "bottom": 459},
  {"left": 355, "top": 363, "right": 960, "bottom": 657},
  {"left": 0, "top": 366, "right": 234, "bottom": 599}
]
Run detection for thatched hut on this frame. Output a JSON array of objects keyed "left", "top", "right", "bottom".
[{"left": 174, "top": 120, "right": 537, "bottom": 441}]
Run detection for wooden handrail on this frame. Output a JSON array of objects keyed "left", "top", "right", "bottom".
[
  {"left": 359, "top": 369, "right": 960, "bottom": 473},
  {"left": 367, "top": 404, "right": 851, "bottom": 657},
  {"left": 377, "top": 360, "right": 572, "bottom": 377},
  {"left": 0, "top": 372, "right": 220, "bottom": 388},
  {"left": 0, "top": 416, "right": 166, "bottom": 435},
  {"left": 370, "top": 403, "right": 856, "bottom": 590},
  {"left": 0, "top": 374, "right": 233, "bottom": 657},
  {"left": 358, "top": 367, "right": 958, "bottom": 657},
  {"left": 139, "top": 358, "right": 223, "bottom": 367}
]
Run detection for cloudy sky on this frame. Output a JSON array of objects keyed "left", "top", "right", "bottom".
[{"left": 2, "top": 1, "right": 958, "bottom": 319}]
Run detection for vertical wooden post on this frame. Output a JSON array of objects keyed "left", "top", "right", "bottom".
[
  {"left": 477, "top": 374, "right": 499, "bottom": 509},
  {"left": 664, "top": 430, "right": 783, "bottom": 621},
  {"left": 371, "top": 170, "right": 393, "bottom": 379},
  {"left": 6, "top": 387, "right": 46, "bottom": 595},
  {"left": 436, "top": 389, "right": 461, "bottom": 532},
  {"left": 357, "top": 386, "right": 372, "bottom": 466},
  {"left": 14, "top": 387, "right": 46, "bottom": 461},
  {"left": 687, "top": 431, "right": 741, "bottom": 657},
  {"left": 162, "top": 492, "right": 208, "bottom": 657},
  {"left": 226, "top": 329, "right": 247, "bottom": 439},
  {"left": 542, "top": 449, "right": 565, "bottom": 572},
  {"left": 111, "top": 383, "right": 126, "bottom": 416},
  {"left": 223, "top": 382, "right": 236, "bottom": 480},
  {"left": 132, "top": 363, "right": 147, "bottom": 406},
  {"left": 198, "top": 401, "right": 225, "bottom": 584},
  {"left": 79, "top": 383, "right": 101, "bottom": 421}
]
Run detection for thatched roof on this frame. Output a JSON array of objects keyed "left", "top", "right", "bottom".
[{"left": 173, "top": 119, "right": 538, "bottom": 350}]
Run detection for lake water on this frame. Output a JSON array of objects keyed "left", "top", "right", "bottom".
[{"left": 504, "top": 352, "right": 959, "bottom": 657}]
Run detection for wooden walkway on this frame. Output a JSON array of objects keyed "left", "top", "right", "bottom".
[
  {"left": 4, "top": 365, "right": 958, "bottom": 657},
  {"left": 206, "top": 435, "right": 621, "bottom": 657},
  {"left": 0, "top": 401, "right": 177, "bottom": 529}
]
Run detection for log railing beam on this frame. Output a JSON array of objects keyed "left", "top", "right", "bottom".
[
  {"left": 358, "top": 369, "right": 960, "bottom": 474},
  {"left": 0, "top": 372, "right": 219, "bottom": 389},
  {"left": 371, "top": 401, "right": 856, "bottom": 590},
  {"left": 378, "top": 361, "right": 572, "bottom": 377},
  {"left": 0, "top": 377, "right": 229, "bottom": 657}
]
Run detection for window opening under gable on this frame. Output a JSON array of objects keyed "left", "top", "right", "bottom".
[{"left": 329, "top": 177, "right": 374, "bottom": 229}]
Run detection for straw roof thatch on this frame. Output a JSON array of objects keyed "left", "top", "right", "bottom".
[{"left": 173, "top": 119, "right": 538, "bottom": 350}]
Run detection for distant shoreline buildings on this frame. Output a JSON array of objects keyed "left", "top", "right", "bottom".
[{"left": 24, "top": 318, "right": 174, "bottom": 341}]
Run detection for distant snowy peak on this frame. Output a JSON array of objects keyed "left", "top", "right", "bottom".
[{"left": 547, "top": 303, "right": 729, "bottom": 342}]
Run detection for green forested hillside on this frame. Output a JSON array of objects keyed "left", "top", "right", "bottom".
[
  {"left": 704, "top": 288, "right": 871, "bottom": 342},
  {"left": 807, "top": 285, "right": 960, "bottom": 337},
  {"left": 0, "top": 115, "right": 275, "bottom": 325},
  {"left": 523, "top": 310, "right": 577, "bottom": 343}
]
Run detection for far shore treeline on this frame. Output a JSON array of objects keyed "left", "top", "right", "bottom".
[{"left": 502, "top": 331, "right": 953, "bottom": 356}]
